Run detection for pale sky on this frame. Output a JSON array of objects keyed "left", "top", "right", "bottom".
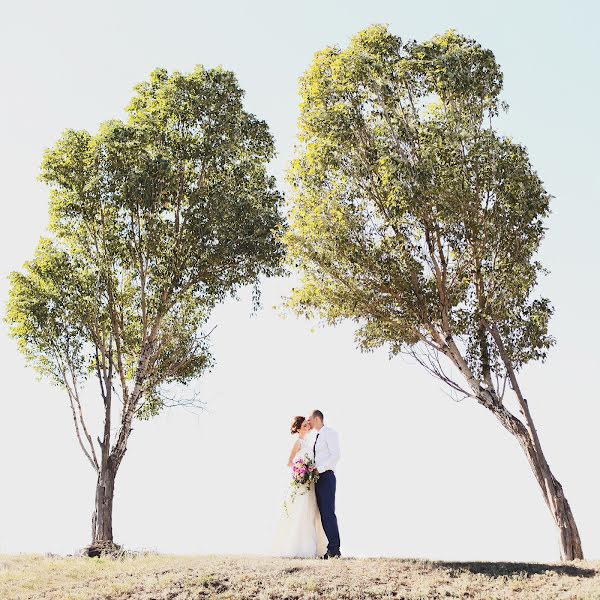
[{"left": 0, "top": 0, "right": 599, "bottom": 562}]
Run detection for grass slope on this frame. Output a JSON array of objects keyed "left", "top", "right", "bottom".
[{"left": 1, "top": 554, "right": 599, "bottom": 599}]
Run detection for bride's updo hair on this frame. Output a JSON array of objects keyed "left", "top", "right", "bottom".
[{"left": 290, "top": 415, "right": 306, "bottom": 435}]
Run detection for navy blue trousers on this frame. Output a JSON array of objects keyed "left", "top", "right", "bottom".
[{"left": 315, "top": 470, "right": 340, "bottom": 555}]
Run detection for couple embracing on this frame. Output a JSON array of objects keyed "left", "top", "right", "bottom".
[{"left": 274, "top": 410, "right": 341, "bottom": 559}]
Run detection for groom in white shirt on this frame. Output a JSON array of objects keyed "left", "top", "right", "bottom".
[{"left": 308, "top": 409, "right": 341, "bottom": 558}]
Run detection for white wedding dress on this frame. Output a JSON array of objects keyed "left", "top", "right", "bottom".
[{"left": 273, "top": 436, "right": 328, "bottom": 558}]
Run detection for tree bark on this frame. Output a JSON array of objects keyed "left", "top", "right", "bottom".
[
  {"left": 443, "top": 336, "right": 583, "bottom": 561},
  {"left": 484, "top": 399, "right": 583, "bottom": 561},
  {"left": 485, "top": 324, "right": 584, "bottom": 560},
  {"left": 92, "top": 461, "right": 117, "bottom": 544}
]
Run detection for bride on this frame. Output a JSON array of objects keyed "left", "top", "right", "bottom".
[{"left": 273, "top": 416, "right": 328, "bottom": 558}]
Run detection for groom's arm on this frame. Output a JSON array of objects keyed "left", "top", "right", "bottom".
[{"left": 320, "top": 429, "right": 341, "bottom": 472}]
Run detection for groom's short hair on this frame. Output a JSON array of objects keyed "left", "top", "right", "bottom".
[{"left": 311, "top": 409, "right": 324, "bottom": 422}]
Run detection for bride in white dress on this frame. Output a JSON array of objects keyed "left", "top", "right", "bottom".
[{"left": 273, "top": 416, "right": 328, "bottom": 558}]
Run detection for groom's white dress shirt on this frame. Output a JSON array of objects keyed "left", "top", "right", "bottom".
[{"left": 313, "top": 426, "right": 341, "bottom": 473}]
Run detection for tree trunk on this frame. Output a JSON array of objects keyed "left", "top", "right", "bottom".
[
  {"left": 483, "top": 324, "right": 584, "bottom": 560},
  {"left": 485, "top": 399, "right": 583, "bottom": 560},
  {"left": 444, "top": 334, "right": 583, "bottom": 561},
  {"left": 548, "top": 474, "right": 583, "bottom": 561},
  {"left": 92, "top": 461, "right": 117, "bottom": 544}
]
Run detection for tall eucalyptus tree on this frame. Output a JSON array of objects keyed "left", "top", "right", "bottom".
[
  {"left": 284, "top": 26, "right": 583, "bottom": 560},
  {"left": 7, "top": 66, "right": 284, "bottom": 551}
]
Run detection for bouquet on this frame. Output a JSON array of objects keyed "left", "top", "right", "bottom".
[
  {"left": 284, "top": 454, "right": 319, "bottom": 514},
  {"left": 291, "top": 454, "right": 319, "bottom": 490}
]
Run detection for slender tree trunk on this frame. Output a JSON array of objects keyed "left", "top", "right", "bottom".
[
  {"left": 89, "top": 350, "right": 118, "bottom": 551},
  {"left": 485, "top": 324, "right": 584, "bottom": 560},
  {"left": 483, "top": 398, "right": 583, "bottom": 560},
  {"left": 86, "top": 338, "right": 152, "bottom": 553},
  {"left": 444, "top": 338, "right": 583, "bottom": 560},
  {"left": 92, "top": 460, "right": 117, "bottom": 544}
]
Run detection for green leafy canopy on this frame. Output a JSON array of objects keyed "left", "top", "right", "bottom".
[
  {"left": 7, "top": 65, "right": 285, "bottom": 417},
  {"left": 285, "top": 25, "right": 554, "bottom": 381}
]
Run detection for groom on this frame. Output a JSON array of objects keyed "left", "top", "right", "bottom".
[{"left": 308, "top": 409, "right": 341, "bottom": 559}]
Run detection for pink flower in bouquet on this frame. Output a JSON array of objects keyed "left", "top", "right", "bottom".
[{"left": 284, "top": 454, "right": 321, "bottom": 513}]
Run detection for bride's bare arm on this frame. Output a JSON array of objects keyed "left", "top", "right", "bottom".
[{"left": 287, "top": 440, "right": 301, "bottom": 467}]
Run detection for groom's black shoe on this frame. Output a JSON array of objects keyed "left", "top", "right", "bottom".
[{"left": 321, "top": 551, "right": 342, "bottom": 560}]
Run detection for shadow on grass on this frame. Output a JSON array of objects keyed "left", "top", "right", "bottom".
[{"left": 436, "top": 561, "right": 597, "bottom": 579}]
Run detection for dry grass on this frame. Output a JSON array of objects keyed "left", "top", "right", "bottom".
[{"left": 1, "top": 554, "right": 599, "bottom": 599}]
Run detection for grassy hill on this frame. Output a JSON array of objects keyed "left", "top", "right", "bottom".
[{"left": 1, "top": 554, "right": 599, "bottom": 599}]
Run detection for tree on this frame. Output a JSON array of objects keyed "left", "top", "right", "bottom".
[
  {"left": 284, "top": 26, "right": 583, "bottom": 560},
  {"left": 7, "top": 66, "right": 284, "bottom": 552}
]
